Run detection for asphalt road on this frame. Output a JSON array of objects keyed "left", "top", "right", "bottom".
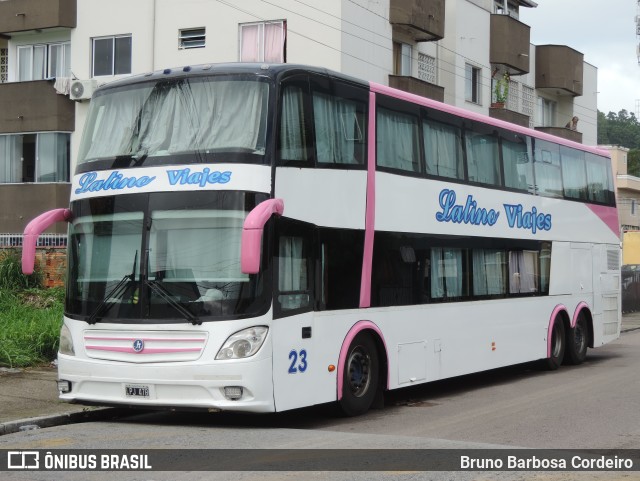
[{"left": 2, "top": 330, "right": 640, "bottom": 481}]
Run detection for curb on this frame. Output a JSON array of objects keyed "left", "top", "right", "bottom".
[
  {"left": 622, "top": 326, "right": 640, "bottom": 333},
  {"left": 0, "top": 408, "right": 130, "bottom": 437}
]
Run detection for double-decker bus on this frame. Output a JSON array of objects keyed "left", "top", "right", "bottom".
[{"left": 22, "top": 64, "right": 620, "bottom": 416}]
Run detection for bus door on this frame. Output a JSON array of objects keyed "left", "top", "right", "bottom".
[{"left": 271, "top": 218, "right": 318, "bottom": 411}]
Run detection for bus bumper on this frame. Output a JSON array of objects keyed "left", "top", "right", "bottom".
[{"left": 56, "top": 354, "right": 275, "bottom": 413}]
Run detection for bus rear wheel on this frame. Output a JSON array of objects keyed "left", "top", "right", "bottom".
[
  {"left": 545, "top": 319, "right": 565, "bottom": 370},
  {"left": 339, "top": 332, "right": 379, "bottom": 416},
  {"left": 565, "top": 313, "right": 588, "bottom": 365}
]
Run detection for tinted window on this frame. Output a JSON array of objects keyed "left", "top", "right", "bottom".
[
  {"left": 534, "top": 140, "right": 562, "bottom": 198},
  {"left": 561, "top": 146, "right": 587, "bottom": 200},
  {"left": 466, "top": 131, "right": 501, "bottom": 186},
  {"left": 585, "top": 153, "right": 615, "bottom": 204},
  {"left": 318, "top": 228, "right": 364, "bottom": 310},
  {"left": 502, "top": 133, "right": 533, "bottom": 192},
  {"left": 312, "top": 91, "right": 366, "bottom": 165},
  {"left": 377, "top": 107, "right": 421, "bottom": 173},
  {"left": 423, "top": 118, "right": 464, "bottom": 179}
]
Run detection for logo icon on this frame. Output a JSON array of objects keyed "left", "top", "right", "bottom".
[
  {"left": 133, "top": 339, "right": 144, "bottom": 353},
  {"left": 8, "top": 451, "right": 39, "bottom": 470}
]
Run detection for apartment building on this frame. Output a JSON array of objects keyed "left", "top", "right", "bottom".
[
  {"left": 0, "top": 0, "right": 599, "bottom": 240},
  {"left": 0, "top": 0, "right": 74, "bottom": 239}
]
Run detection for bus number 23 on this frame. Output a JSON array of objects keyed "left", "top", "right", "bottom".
[{"left": 288, "top": 349, "right": 308, "bottom": 373}]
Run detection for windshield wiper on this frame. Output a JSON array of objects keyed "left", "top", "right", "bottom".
[
  {"left": 145, "top": 279, "right": 201, "bottom": 325},
  {"left": 87, "top": 251, "right": 138, "bottom": 325}
]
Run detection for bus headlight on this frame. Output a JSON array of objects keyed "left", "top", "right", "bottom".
[
  {"left": 216, "top": 326, "right": 268, "bottom": 360},
  {"left": 59, "top": 324, "right": 75, "bottom": 356}
]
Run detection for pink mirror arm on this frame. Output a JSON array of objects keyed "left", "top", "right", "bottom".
[
  {"left": 22, "top": 208, "right": 72, "bottom": 274},
  {"left": 241, "top": 199, "right": 284, "bottom": 274}
]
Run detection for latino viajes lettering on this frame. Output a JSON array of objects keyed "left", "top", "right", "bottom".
[{"left": 435, "top": 189, "right": 552, "bottom": 234}]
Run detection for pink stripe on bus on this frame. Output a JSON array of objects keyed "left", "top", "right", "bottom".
[
  {"left": 547, "top": 305, "right": 568, "bottom": 358},
  {"left": 586, "top": 204, "right": 620, "bottom": 239},
  {"left": 85, "top": 346, "right": 202, "bottom": 354},
  {"left": 84, "top": 336, "right": 205, "bottom": 343},
  {"left": 572, "top": 302, "right": 590, "bottom": 328},
  {"left": 337, "top": 321, "right": 389, "bottom": 401},
  {"left": 359, "top": 91, "right": 377, "bottom": 309}
]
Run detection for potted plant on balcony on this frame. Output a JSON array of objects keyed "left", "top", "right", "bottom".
[{"left": 492, "top": 73, "right": 510, "bottom": 108}]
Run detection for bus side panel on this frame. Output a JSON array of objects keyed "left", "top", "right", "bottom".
[
  {"left": 271, "top": 311, "right": 323, "bottom": 411},
  {"left": 549, "top": 242, "right": 572, "bottom": 296},
  {"left": 591, "top": 243, "right": 622, "bottom": 346}
]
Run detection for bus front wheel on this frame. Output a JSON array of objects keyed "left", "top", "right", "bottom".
[
  {"left": 565, "top": 313, "right": 588, "bottom": 365},
  {"left": 339, "top": 333, "right": 379, "bottom": 416},
  {"left": 545, "top": 319, "right": 565, "bottom": 370}
]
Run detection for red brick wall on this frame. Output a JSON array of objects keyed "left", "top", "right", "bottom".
[{"left": 34, "top": 249, "right": 66, "bottom": 288}]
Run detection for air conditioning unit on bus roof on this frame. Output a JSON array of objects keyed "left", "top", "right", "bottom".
[{"left": 70, "top": 79, "right": 97, "bottom": 101}]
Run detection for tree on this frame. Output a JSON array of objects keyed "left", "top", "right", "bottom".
[
  {"left": 598, "top": 109, "right": 640, "bottom": 150},
  {"left": 628, "top": 149, "right": 640, "bottom": 177}
]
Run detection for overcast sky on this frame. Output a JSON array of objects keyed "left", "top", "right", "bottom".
[{"left": 520, "top": 0, "right": 640, "bottom": 116}]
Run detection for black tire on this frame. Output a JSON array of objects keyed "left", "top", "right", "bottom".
[
  {"left": 545, "top": 319, "right": 565, "bottom": 370},
  {"left": 339, "top": 333, "right": 379, "bottom": 416},
  {"left": 565, "top": 313, "right": 588, "bottom": 365}
]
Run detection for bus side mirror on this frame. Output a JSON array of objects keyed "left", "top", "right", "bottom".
[
  {"left": 22, "top": 208, "right": 72, "bottom": 275},
  {"left": 241, "top": 199, "right": 284, "bottom": 274}
]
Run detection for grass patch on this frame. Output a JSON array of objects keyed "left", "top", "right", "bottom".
[
  {"left": 0, "top": 288, "right": 63, "bottom": 367},
  {"left": 0, "top": 287, "right": 64, "bottom": 368},
  {"left": 0, "top": 249, "right": 43, "bottom": 290},
  {"left": 0, "top": 249, "right": 62, "bottom": 368}
]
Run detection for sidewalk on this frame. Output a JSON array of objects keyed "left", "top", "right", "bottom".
[
  {"left": 2, "top": 313, "right": 640, "bottom": 436},
  {"left": 0, "top": 365, "right": 120, "bottom": 435}
]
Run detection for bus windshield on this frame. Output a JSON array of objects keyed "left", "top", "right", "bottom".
[
  {"left": 66, "top": 191, "right": 271, "bottom": 323},
  {"left": 77, "top": 76, "right": 270, "bottom": 166}
]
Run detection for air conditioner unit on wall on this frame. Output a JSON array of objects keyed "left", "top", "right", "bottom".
[{"left": 70, "top": 79, "right": 97, "bottom": 101}]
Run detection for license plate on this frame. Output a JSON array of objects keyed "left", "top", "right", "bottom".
[{"left": 125, "top": 385, "right": 150, "bottom": 398}]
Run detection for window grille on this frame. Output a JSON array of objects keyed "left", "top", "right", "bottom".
[{"left": 418, "top": 53, "right": 436, "bottom": 84}]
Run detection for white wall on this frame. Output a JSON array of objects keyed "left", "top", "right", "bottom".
[
  {"left": 340, "top": 0, "right": 392, "bottom": 84},
  {"left": 575, "top": 62, "right": 598, "bottom": 146},
  {"left": 72, "top": 0, "right": 155, "bottom": 80},
  {"left": 153, "top": 0, "right": 342, "bottom": 71},
  {"left": 441, "top": 0, "right": 491, "bottom": 112}
]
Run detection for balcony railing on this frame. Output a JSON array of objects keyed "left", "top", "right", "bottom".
[
  {"left": 0, "top": 0, "right": 76, "bottom": 34},
  {"left": 389, "top": 75, "right": 444, "bottom": 102},
  {"left": 535, "top": 126, "right": 583, "bottom": 144},
  {"left": 489, "top": 107, "right": 530, "bottom": 128},
  {"left": 489, "top": 79, "right": 533, "bottom": 128},
  {"left": 389, "top": 0, "right": 445, "bottom": 42},
  {"left": 0, "top": 80, "right": 74, "bottom": 133}
]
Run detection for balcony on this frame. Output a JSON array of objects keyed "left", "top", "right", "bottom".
[
  {"left": 389, "top": 0, "right": 445, "bottom": 42},
  {"left": 535, "top": 45, "right": 583, "bottom": 96},
  {"left": 490, "top": 14, "right": 530, "bottom": 75},
  {"left": 0, "top": 80, "right": 75, "bottom": 134},
  {"left": 0, "top": 0, "right": 76, "bottom": 34},
  {"left": 389, "top": 75, "right": 444, "bottom": 102},
  {"left": 489, "top": 107, "right": 530, "bottom": 128},
  {"left": 0, "top": 183, "right": 71, "bottom": 234},
  {"left": 535, "top": 126, "right": 582, "bottom": 144}
]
